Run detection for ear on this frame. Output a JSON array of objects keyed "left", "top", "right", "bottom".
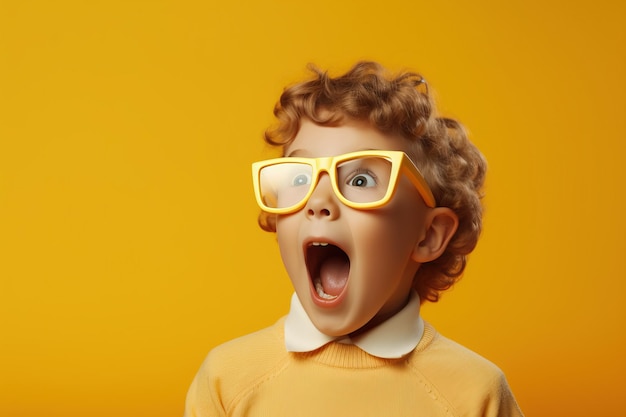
[{"left": 411, "top": 207, "right": 459, "bottom": 263}]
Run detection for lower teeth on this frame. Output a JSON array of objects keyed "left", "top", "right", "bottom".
[{"left": 314, "top": 279, "right": 338, "bottom": 300}]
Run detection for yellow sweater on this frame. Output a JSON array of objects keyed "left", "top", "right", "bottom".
[{"left": 185, "top": 318, "right": 523, "bottom": 417}]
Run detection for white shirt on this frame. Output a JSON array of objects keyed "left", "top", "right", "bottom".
[{"left": 284, "top": 290, "right": 424, "bottom": 359}]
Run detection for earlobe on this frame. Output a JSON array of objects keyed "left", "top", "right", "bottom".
[{"left": 411, "top": 208, "right": 459, "bottom": 263}]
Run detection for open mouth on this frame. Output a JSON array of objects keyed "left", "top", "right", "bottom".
[{"left": 305, "top": 242, "right": 350, "bottom": 300}]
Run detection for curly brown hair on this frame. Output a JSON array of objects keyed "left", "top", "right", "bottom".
[{"left": 259, "top": 61, "right": 487, "bottom": 302}]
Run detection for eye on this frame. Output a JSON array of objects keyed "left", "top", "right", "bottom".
[
  {"left": 291, "top": 173, "right": 312, "bottom": 186},
  {"left": 347, "top": 172, "right": 377, "bottom": 187}
]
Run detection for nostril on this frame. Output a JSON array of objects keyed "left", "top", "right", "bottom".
[{"left": 307, "top": 208, "right": 332, "bottom": 217}]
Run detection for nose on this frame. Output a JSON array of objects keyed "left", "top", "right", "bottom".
[{"left": 305, "top": 173, "right": 340, "bottom": 220}]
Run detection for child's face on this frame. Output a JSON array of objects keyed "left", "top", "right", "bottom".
[{"left": 276, "top": 118, "right": 432, "bottom": 337}]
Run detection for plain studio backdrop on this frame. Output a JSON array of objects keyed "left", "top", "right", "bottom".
[{"left": 1, "top": 1, "right": 624, "bottom": 416}]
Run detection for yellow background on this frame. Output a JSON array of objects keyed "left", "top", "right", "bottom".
[{"left": 1, "top": 1, "right": 624, "bottom": 416}]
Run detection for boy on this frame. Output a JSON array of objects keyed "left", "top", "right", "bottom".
[{"left": 185, "top": 61, "right": 523, "bottom": 416}]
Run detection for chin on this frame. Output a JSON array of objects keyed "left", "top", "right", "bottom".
[{"left": 308, "top": 310, "right": 367, "bottom": 338}]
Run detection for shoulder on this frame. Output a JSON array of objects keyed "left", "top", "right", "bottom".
[
  {"left": 409, "top": 321, "right": 524, "bottom": 417},
  {"left": 207, "top": 317, "right": 287, "bottom": 366},
  {"left": 412, "top": 321, "right": 503, "bottom": 376},
  {"left": 188, "top": 318, "right": 290, "bottom": 413},
  {"left": 203, "top": 317, "right": 289, "bottom": 383}
]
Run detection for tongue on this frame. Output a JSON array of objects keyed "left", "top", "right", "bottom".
[{"left": 319, "top": 255, "right": 350, "bottom": 296}]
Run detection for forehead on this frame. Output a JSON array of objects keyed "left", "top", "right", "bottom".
[{"left": 285, "top": 119, "right": 410, "bottom": 158}]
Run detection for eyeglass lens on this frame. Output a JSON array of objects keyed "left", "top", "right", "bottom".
[{"left": 258, "top": 156, "right": 393, "bottom": 209}]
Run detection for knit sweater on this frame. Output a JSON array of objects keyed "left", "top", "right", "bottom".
[{"left": 185, "top": 318, "right": 523, "bottom": 417}]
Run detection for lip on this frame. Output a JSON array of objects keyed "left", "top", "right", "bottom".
[
  {"left": 309, "top": 280, "right": 349, "bottom": 308},
  {"left": 303, "top": 237, "right": 350, "bottom": 308}
]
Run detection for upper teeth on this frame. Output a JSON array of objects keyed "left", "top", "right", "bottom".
[{"left": 311, "top": 242, "right": 329, "bottom": 246}]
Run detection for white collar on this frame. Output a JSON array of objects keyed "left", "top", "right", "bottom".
[{"left": 284, "top": 291, "right": 424, "bottom": 359}]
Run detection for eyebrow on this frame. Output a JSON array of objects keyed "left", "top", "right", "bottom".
[
  {"left": 285, "top": 149, "right": 307, "bottom": 158},
  {"left": 285, "top": 148, "right": 380, "bottom": 158}
]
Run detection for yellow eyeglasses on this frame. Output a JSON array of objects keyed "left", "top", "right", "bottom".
[{"left": 252, "top": 150, "right": 435, "bottom": 214}]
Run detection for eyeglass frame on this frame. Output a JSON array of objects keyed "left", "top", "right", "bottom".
[{"left": 251, "top": 150, "right": 436, "bottom": 214}]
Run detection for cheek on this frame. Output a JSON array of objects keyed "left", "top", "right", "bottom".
[
  {"left": 275, "top": 214, "right": 295, "bottom": 241},
  {"left": 386, "top": 188, "right": 428, "bottom": 240},
  {"left": 276, "top": 217, "right": 301, "bottom": 270},
  {"left": 352, "top": 198, "right": 425, "bottom": 265},
  {"left": 358, "top": 224, "right": 414, "bottom": 268}
]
